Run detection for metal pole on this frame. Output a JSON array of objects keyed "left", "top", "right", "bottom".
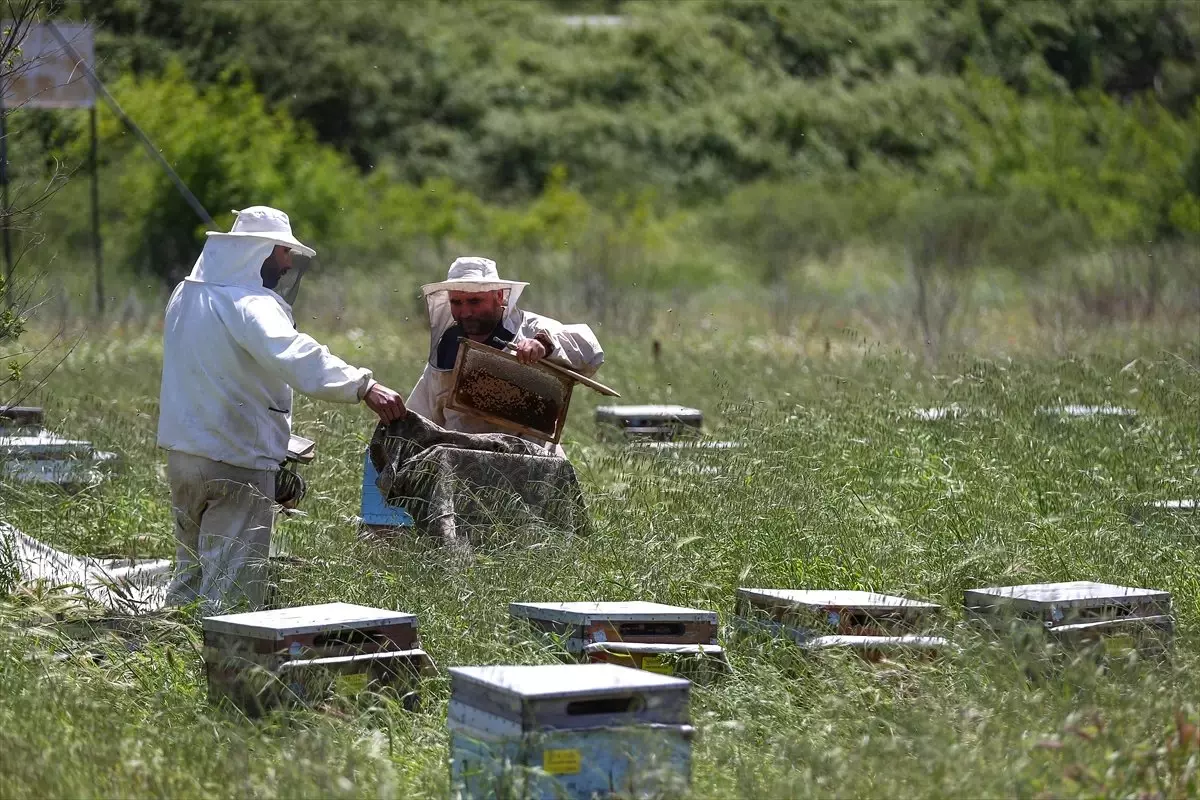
[
  {"left": 89, "top": 105, "right": 102, "bottom": 315},
  {"left": 1, "top": 104, "right": 11, "bottom": 309}
]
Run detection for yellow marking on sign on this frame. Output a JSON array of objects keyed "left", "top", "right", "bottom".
[
  {"left": 335, "top": 672, "right": 370, "bottom": 696},
  {"left": 543, "top": 748, "right": 582, "bottom": 775},
  {"left": 641, "top": 655, "right": 674, "bottom": 675}
]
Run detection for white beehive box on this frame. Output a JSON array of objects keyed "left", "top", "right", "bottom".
[
  {"left": 202, "top": 602, "right": 434, "bottom": 714},
  {"left": 1128, "top": 499, "right": 1199, "bottom": 525},
  {"left": 0, "top": 429, "right": 119, "bottom": 487},
  {"left": 964, "top": 581, "right": 1174, "bottom": 656},
  {"left": 449, "top": 663, "right": 692, "bottom": 800},
  {"left": 735, "top": 588, "right": 947, "bottom": 658},
  {"left": 595, "top": 405, "right": 703, "bottom": 441},
  {"left": 1037, "top": 404, "right": 1137, "bottom": 419},
  {"left": 511, "top": 601, "right": 727, "bottom": 677}
]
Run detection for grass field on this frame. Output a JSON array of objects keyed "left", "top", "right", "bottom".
[{"left": 1, "top": 292, "right": 1199, "bottom": 798}]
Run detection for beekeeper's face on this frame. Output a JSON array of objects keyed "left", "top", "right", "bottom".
[
  {"left": 449, "top": 289, "right": 506, "bottom": 336},
  {"left": 260, "top": 245, "right": 294, "bottom": 290}
]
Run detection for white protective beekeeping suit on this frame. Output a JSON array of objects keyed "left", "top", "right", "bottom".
[
  {"left": 406, "top": 257, "right": 604, "bottom": 455},
  {"left": 157, "top": 206, "right": 376, "bottom": 613}
]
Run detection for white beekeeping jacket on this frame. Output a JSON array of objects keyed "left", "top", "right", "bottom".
[{"left": 157, "top": 237, "right": 373, "bottom": 471}]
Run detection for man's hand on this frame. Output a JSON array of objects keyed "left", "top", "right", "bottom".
[
  {"left": 514, "top": 338, "right": 548, "bottom": 364},
  {"left": 363, "top": 382, "right": 407, "bottom": 423}
]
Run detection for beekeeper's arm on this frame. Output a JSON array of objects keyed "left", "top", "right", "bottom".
[
  {"left": 518, "top": 315, "right": 605, "bottom": 377},
  {"left": 228, "top": 295, "right": 406, "bottom": 420}
]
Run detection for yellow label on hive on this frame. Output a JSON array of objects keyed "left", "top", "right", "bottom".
[
  {"left": 641, "top": 655, "right": 674, "bottom": 675},
  {"left": 335, "top": 672, "right": 370, "bottom": 696},
  {"left": 543, "top": 748, "right": 582, "bottom": 775}
]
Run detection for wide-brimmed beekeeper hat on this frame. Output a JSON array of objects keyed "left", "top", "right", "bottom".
[
  {"left": 422, "top": 257, "right": 528, "bottom": 369},
  {"left": 420, "top": 256, "right": 528, "bottom": 305},
  {"left": 204, "top": 206, "right": 316, "bottom": 258}
]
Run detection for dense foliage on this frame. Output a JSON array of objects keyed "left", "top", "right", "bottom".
[{"left": 20, "top": 0, "right": 1200, "bottom": 286}]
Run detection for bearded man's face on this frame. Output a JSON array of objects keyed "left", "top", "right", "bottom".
[{"left": 449, "top": 289, "right": 505, "bottom": 335}]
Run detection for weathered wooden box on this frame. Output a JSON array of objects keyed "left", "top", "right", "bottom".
[
  {"left": 449, "top": 664, "right": 692, "bottom": 800},
  {"left": 735, "top": 588, "right": 948, "bottom": 658},
  {"left": 202, "top": 602, "right": 435, "bottom": 714},
  {"left": 510, "top": 601, "right": 728, "bottom": 678},
  {"left": 595, "top": 405, "right": 703, "bottom": 441},
  {"left": 964, "top": 581, "right": 1174, "bottom": 657},
  {"left": 448, "top": 338, "right": 575, "bottom": 444}
]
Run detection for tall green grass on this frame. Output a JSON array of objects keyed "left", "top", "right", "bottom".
[{"left": 1, "top": 295, "right": 1199, "bottom": 797}]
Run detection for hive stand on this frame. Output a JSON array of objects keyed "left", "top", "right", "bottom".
[
  {"left": 735, "top": 588, "right": 949, "bottom": 661},
  {"left": 964, "top": 581, "right": 1174, "bottom": 658},
  {"left": 449, "top": 663, "right": 692, "bottom": 800},
  {"left": 202, "top": 602, "right": 436, "bottom": 715},
  {"left": 510, "top": 601, "right": 729, "bottom": 680}
]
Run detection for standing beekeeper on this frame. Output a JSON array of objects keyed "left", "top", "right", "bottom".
[
  {"left": 406, "top": 256, "right": 604, "bottom": 453},
  {"left": 157, "top": 206, "right": 406, "bottom": 613}
]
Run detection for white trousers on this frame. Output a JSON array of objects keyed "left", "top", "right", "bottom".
[{"left": 165, "top": 451, "right": 276, "bottom": 615}]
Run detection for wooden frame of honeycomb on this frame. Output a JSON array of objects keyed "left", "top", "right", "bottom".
[{"left": 446, "top": 338, "right": 576, "bottom": 444}]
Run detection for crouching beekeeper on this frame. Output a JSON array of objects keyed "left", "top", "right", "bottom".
[
  {"left": 407, "top": 256, "right": 604, "bottom": 454},
  {"left": 157, "top": 206, "right": 407, "bottom": 613}
]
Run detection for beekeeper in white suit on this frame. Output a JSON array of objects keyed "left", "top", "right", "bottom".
[
  {"left": 407, "top": 256, "right": 603, "bottom": 454},
  {"left": 157, "top": 206, "right": 406, "bottom": 613}
]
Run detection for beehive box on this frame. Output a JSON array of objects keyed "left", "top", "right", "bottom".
[
  {"left": 202, "top": 602, "right": 434, "bottom": 714},
  {"left": 964, "top": 581, "right": 1174, "bottom": 656},
  {"left": 1128, "top": 499, "right": 1199, "bottom": 525},
  {"left": 0, "top": 429, "right": 119, "bottom": 487},
  {"left": 447, "top": 338, "right": 574, "bottom": 444},
  {"left": 0, "top": 405, "right": 44, "bottom": 428},
  {"left": 735, "top": 588, "right": 942, "bottom": 640},
  {"left": 595, "top": 405, "right": 703, "bottom": 441},
  {"left": 449, "top": 664, "right": 692, "bottom": 800},
  {"left": 795, "top": 634, "right": 949, "bottom": 661},
  {"left": 510, "top": 601, "right": 727, "bottom": 678},
  {"left": 1037, "top": 404, "right": 1137, "bottom": 419}
]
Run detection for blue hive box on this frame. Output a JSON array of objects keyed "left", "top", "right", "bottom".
[
  {"left": 449, "top": 663, "right": 692, "bottom": 799},
  {"left": 360, "top": 449, "right": 414, "bottom": 528}
]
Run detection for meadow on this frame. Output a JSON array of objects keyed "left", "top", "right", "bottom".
[{"left": 1, "top": 272, "right": 1198, "bottom": 798}]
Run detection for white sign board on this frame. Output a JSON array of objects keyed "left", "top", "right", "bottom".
[{"left": 2, "top": 22, "right": 94, "bottom": 109}]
